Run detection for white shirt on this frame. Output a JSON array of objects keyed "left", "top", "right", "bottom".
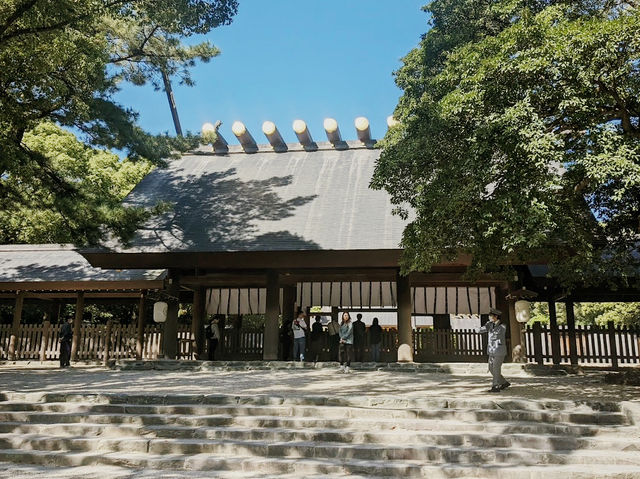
[{"left": 292, "top": 318, "right": 307, "bottom": 339}]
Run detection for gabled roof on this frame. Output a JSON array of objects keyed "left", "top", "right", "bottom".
[
  {"left": 104, "top": 141, "right": 408, "bottom": 254},
  {"left": 0, "top": 244, "right": 165, "bottom": 289}
]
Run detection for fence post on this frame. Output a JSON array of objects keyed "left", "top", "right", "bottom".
[
  {"left": 608, "top": 321, "right": 618, "bottom": 369},
  {"left": 565, "top": 301, "right": 578, "bottom": 366},
  {"left": 136, "top": 295, "right": 145, "bottom": 360},
  {"left": 104, "top": 320, "right": 113, "bottom": 366},
  {"left": 39, "top": 321, "right": 51, "bottom": 362},
  {"left": 532, "top": 322, "right": 543, "bottom": 365},
  {"left": 548, "top": 302, "right": 561, "bottom": 365},
  {"left": 8, "top": 292, "right": 25, "bottom": 361}
]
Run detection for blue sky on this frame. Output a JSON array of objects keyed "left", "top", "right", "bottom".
[{"left": 114, "top": 1, "right": 428, "bottom": 144}]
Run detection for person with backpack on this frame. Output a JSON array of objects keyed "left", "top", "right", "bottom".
[
  {"left": 59, "top": 317, "right": 73, "bottom": 368},
  {"left": 292, "top": 311, "right": 307, "bottom": 362},
  {"left": 309, "top": 315, "right": 324, "bottom": 362},
  {"left": 327, "top": 316, "right": 340, "bottom": 361}
]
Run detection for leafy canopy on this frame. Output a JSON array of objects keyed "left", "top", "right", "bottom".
[
  {"left": 0, "top": 122, "right": 157, "bottom": 244},
  {"left": 0, "top": 0, "right": 237, "bottom": 244},
  {"left": 372, "top": 0, "right": 640, "bottom": 288}
]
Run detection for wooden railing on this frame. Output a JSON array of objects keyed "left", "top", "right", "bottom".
[
  {"left": 0, "top": 323, "right": 195, "bottom": 361},
  {"left": 2, "top": 321, "right": 639, "bottom": 366},
  {"left": 525, "top": 322, "right": 640, "bottom": 366}
]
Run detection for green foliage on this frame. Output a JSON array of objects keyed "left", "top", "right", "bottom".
[
  {"left": 574, "top": 302, "right": 640, "bottom": 326},
  {"left": 527, "top": 301, "right": 640, "bottom": 326},
  {"left": 0, "top": 0, "right": 237, "bottom": 245},
  {"left": 0, "top": 122, "right": 156, "bottom": 244},
  {"left": 372, "top": 0, "right": 640, "bottom": 288}
]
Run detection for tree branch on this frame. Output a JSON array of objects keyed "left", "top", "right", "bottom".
[{"left": 0, "top": 0, "right": 39, "bottom": 37}]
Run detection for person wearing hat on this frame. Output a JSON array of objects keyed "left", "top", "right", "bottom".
[{"left": 478, "top": 307, "right": 510, "bottom": 393}]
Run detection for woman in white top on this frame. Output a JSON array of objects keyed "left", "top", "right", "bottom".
[{"left": 292, "top": 311, "right": 308, "bottom": 362}]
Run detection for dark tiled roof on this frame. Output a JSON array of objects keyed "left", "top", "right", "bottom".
[
  {"left": 0, "top": 244, "right": 165, "bottom": 283},
  {"left": 106, "top": 142, "right": 407, "bottom": 253}
]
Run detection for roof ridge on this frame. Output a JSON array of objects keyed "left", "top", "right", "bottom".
[{"left": 190, "top": 139, "right": 379, "bottom": 156}]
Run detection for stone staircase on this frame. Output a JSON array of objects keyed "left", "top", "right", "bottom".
[{"left": 0, "top": 392, "right": 638, "bottom": 478}]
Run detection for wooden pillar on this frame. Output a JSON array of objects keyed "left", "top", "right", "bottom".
[
  {"left": 281, "top": 285, "right": 296, "bottom": 360},
  {"left": 263, "top": 270, "right": 280, "bottom": 360},
  {"left": 104, "top": 320, "right": 113, "bottom": 365},
  {"left": 136, "top": 294, "right": 145, "bottom": 360},
  {"left": 532, "top": 321, "right": 543, "bottom": 365},
  {"left": 39, "top": 320, "right": 51, "bottom": 362},
  {"left": 49, "top": 301, "right": 60, "bottom": 325},
  {"left": 70, "top": 291, "right": 85, "bottom": 362},
  {"left": 396, "top": 272, "right": 413, "bottom": 362},
  {"left": 162, "top": 273, "right": 180, "bottom": 360},
  {"left": 192, "top": 287, "right": 206, "bottom": 360},
  {"left": 548, "top": 301, "right": 561, "bottom": 365},
  {"left": 496, "top": 285, "right": 520, "bottom": 362},
  {"left": 608, "top": 320, "right": 619, "bottom": 369},
  {"left": 8, "top": 292, "right": 25, "bottom": 361},
  {"left": 565, "top": 301, "right": 578, "bottom": 366}
]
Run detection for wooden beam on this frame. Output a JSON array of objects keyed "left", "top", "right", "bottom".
[
  {"left": 8, "top": 292, "right": 25, "bottom": 361},
  {"left": 263, "top": 270, "right": 280, "bottom": 361},
  {"left": 136, "top": 294, "right": 145, "bottom": 360},
  {"left": 396, "top": 272, "right": 413, "bottom": 362},
  {"left": 161, "top": 272, "right": 180, "bottom": 360},
  {"left": 0, "top": 292, "right": 145, "bottom": 300},
  {"left": 565, "top": 301, "right": 578, "bottom": 366},
  {"left": 192, "top": 287, "right": 206, "bottom": 360},
  {"left": 548, "top": 301, "right": 561, "bottom": 365},
  {"left": 0, "top": 280, "right": 164, "bottom": 292},
  {"left": 70, "top": 292, "right": 85, "bottom": 361}
]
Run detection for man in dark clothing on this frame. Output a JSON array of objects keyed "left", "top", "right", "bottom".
[
  {"left": 280, "top": 320, "right": 292, "bottom": 360},
  {"left": 352, "top": 313, "right": 366, "bottom": 362},
  {"left": 368, "top": 317, "right": 383, "bottom": 362},
  {"left": 310, "top": 315, "right": 324, "bottom": 362},
  {"left": 204, "top": 316, "right": 221, "bottom": 361},
  {"left": 59, "top": 318, "right": 73, "bottom": 368},
  {"left": 327, "top": 316, "right": 340, "bottom": 361}
]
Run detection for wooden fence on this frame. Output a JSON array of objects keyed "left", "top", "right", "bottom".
[
  {"left": 2, "top": 321, "right": 639, "bottom": 366},
  {"left": 0, "top": 323, "right": 195, "bottom": 361},
  {"left": 525, "top": 322, "right": 640, "bottom": 366}
]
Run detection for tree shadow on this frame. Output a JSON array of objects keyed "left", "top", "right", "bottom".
[{"left": 125, "top": 168, "right": 320, "bottom": 251}]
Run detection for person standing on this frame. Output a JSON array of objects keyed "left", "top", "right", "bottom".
[
  {"left": 478, "top": 308, "right": 510, "bottom": 393},
  {"left": 205, "top": 316, "right": 221, "bottom": 360},
  {"left": 368, "top": 317, "right": 383, "bottom": 362},
  {"left": 327, "top": 316, "right": 340, "bottom": 361},
  {"left": 292, "top": 311, "right": 307, "bottom": 362},
  {"left": 338, "top": 312, "right": 354, "bottom": 373},
  {"left": 310, "top": 315, "right": 323, "bottom": 362},
  {"left": 59, "top": 317, "right": 73, "bottom": 368},
  {"left": 352, "top": 313, "right": 366, "bottom": 362}
]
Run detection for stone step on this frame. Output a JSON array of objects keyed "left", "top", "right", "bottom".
[
  {"left": 0, "top": 392, "right": 624, "bottom": 413},
  {"left": 0, "top": 399, "right": 626, "bottom": 419},
  {"left": 145, "top": 425, "right": 640, "bottom": 451},
  {"left": 1, "top": 448, "right": 640, "bottom": 478},
  {"left": 1, "top": 433, "right": 640, "bottom": 466},
  {"left": 0, "top": 461, "right": 368, "bottom": 479},
  {"left": 1, "top": 418, "right": 630, "bottom": 443},
  {"left": 0, "top": 404, "right": 628, "bottom": 426}
]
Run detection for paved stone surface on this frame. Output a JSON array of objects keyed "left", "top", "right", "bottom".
[
  {"left": 1, "top": 362, "right": 639, "bottom": 403},
  {"left": 0, "top": 362, "right": 638, "bottom": 478}
]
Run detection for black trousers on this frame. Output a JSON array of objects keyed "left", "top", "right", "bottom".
[
  {"left": 339, "top": 343, "right": 353, "bottom": 367},
  {"left": 207, "top": 338, "right": 218, "bottom": 360},
  {"left": 329, "top": 335, "right": 339, "bottom": 361},
  {"left": 59, "top": 341, "right": 71, "bottom": 367},
  {"left": 353, "top": 343, "right": 365, "bottom": 362}
]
